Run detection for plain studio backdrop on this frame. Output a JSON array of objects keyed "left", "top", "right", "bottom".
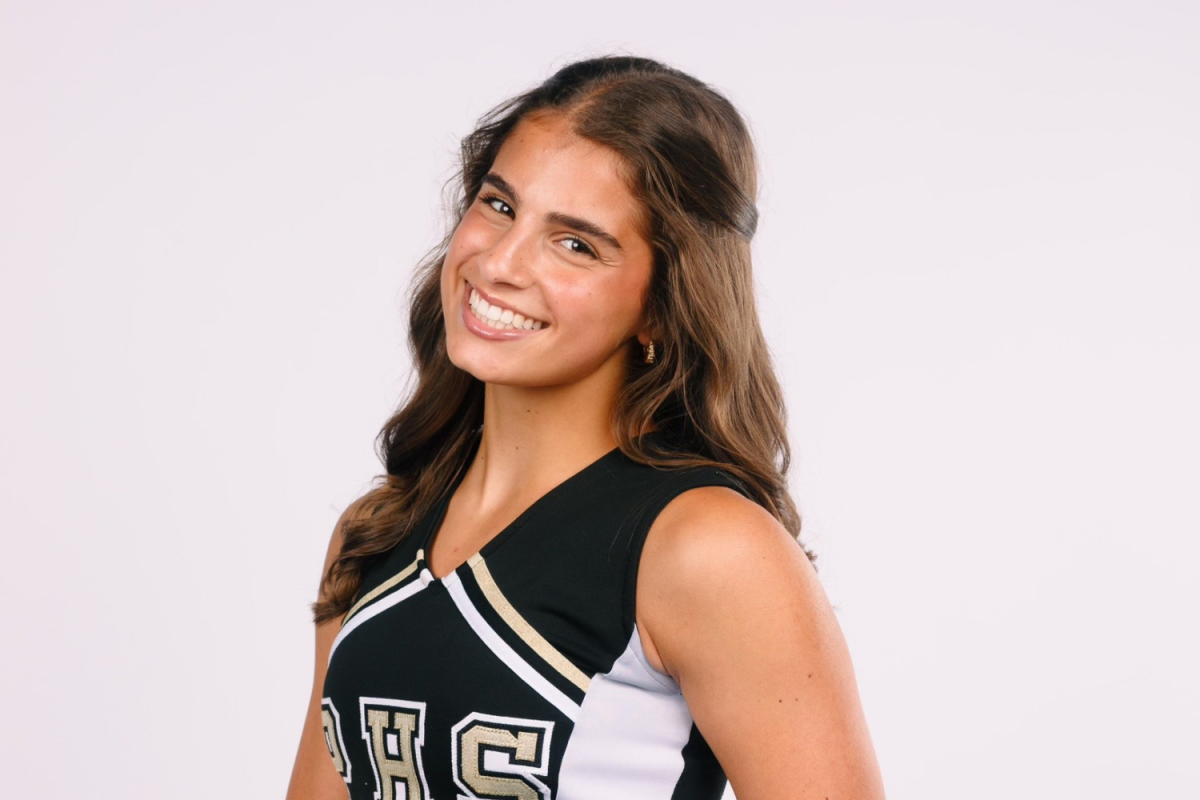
[{"left": 2, "top": 1, "right": 1196, "bottom": 797}]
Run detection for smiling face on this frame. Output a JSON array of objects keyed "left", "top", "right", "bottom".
[{"left": 440, "top": 114, "right": 655, "bottom": 392}]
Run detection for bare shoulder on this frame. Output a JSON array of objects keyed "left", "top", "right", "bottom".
[
  {"left": 639, "top": 485, "right": 818, "bottom": 632},
  {"left": 645, "top": 484, "right": 807, "bottom": 565},
  {"left": 324, "top": 504, "right": 356, "bottom": 568},
  {"left": 637, "top": 483, "right": 823, "bottom": 682},
  {"left": 637, "top": 485, "right": 885, "bottom": 799}
]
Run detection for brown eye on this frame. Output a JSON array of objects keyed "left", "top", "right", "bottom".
[
  {"left": 561, "top": 236, "right": 598, "bottom": 259},
  {"left": 482, "top": 195, "right": 513, "bottom": 217}
]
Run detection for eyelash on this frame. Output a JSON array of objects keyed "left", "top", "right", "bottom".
[
  {"left": 560, "top": 236, "right": 598, "bottom": 259},
  {"left": 477, "top": 193, "right": 599, "bottom": 260},
  {"left": 480, "top": 194, "right": 513, "bottom": 218}
]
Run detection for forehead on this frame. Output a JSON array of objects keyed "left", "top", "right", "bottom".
[{"left": 490, "top": 115, "right": 645, "bottom": 233}]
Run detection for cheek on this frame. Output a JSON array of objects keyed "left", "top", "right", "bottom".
[
  {"left": 443, "top": 225, "right": 469, "bottom": 274},
  {"left": 439, "top": 255, "right": 455, "bottom": 309},
  {"left": 554, "top": 278, "right": 646, "bottom": 336},
  {"left": 440, "top": 221, "right": 476, "bottom": 296},
  {"left": 448, "top": 211, "right": 497, "bottom": 260}
]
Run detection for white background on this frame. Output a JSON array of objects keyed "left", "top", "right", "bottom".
[{"left": 2, "top": 1, "right": 1197, "bottom": 797}]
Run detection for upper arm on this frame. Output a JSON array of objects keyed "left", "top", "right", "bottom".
[
  {"left": 285, "top": 518, "right": 352, "bottom": 800},
  {"left": 636, "top": 487, "right": 885, "bottom": 800}
]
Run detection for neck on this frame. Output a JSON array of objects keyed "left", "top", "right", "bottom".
[{"left": 462, "top": 368, "right": 623, "bottom": 509}]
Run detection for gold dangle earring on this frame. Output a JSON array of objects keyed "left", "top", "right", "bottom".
[{"left": 643, "top": 339, "right": 656, "bottom": 364}]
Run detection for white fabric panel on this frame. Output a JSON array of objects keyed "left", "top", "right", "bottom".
[
  {"left": 442, "top": 572, "right": 581, "bottom": 722},
  {"left": 556, "top": 627, "right": 693, "bottom": 800},
  {"left": 327, "top": 571, "right": 432, "bottom": 663}
]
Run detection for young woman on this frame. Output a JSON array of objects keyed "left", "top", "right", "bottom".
[{"left": 287, "top": 56, "right": 884, "bottom": 800}]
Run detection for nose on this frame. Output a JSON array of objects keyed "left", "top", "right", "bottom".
[{"left": 476, "top": 223, "right": 535, "bottom": 290}]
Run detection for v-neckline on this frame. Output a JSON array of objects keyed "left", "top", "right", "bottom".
[{"left": 420, "top": 442, "right": 628, "bottom": 581}]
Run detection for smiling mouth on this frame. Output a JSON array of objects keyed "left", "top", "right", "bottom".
[{"left": 466, "top": 285, "right": 548, "bottom": 331}]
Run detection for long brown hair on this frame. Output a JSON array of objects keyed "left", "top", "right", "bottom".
[{"left": 313, "top": 56, "right": 808, "bottom": 623}]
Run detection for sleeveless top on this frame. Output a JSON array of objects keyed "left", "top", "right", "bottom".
[{"left": 321, "top": 441, "right": 751, "bottom": 800}]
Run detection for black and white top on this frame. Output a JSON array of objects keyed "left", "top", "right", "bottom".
[{"left": 322, "top": 441, "right": 750, "bottom": 800}]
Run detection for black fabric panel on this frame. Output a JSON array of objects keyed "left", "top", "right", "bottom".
[
  {"left": 477, "top": 446, "right": 753, "bottom": 678},
  {"left": 351, "top": 488, "right": 452, "bottom": 601},
  {"left": 480, "top": 446, "right": 659, "bottom": 676},
  {"left": 491, "top": 453, "right": 750, "bottom": 677},
  {"left": 671, "top": 724, "right": 729, "bottom": 800},
  {"left": 324, "top": 583, "right": 575, "bottom": 800},
  {"left": 618, "top": 464, "right": 755, "bottom": 635},
  {"left": 456, "top": 562, "right": 588, "bottom": 705},
  {"left": 326, "top": 433, "right": 760, "bottom": 799}
]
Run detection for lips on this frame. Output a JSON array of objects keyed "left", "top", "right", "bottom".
[
  {"left": 469, "top": 283, "right": 547, "bottom": 330},
  {"left": 460, "top": 282, "right": 548, "bottom": 340}
]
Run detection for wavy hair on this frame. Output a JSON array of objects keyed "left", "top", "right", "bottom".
[{"left": 314, "top": 56, "right": 809, "bottom": 623}]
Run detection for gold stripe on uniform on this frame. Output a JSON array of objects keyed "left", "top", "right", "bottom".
[
  {"left": 467, "top": 553, "right": 591, "bottom": 692},
  {"left": 342, "top": 549, "right": 424, "bottom": 624}
]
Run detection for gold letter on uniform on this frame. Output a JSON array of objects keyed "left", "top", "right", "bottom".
[
  {"left": 452, "top": 713, "right": 553, "bottom": 800},
  {"left": 359, "top": 698, "right": 429, "bottom": 800},
  {"left": 321, "top": 698, "right": 351, "bottom": 782}
]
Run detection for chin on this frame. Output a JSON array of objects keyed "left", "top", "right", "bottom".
[{"left": 446, "top": 344, "right": 514, "bottom": 386}]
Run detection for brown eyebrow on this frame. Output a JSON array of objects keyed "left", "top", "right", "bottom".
[
  {"left": 547, "top": 212, "right": 623, "bottom": 253},
  {"left": 481, "top": 172, "right": 625, "bottom": 254},
  {"left": 481, "top": 173, "right": 520, "bottom": 204}
]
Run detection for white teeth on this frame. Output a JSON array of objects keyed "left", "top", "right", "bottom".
[{"left": 466, "top": 284, "right": 547, "bottom": 331}]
